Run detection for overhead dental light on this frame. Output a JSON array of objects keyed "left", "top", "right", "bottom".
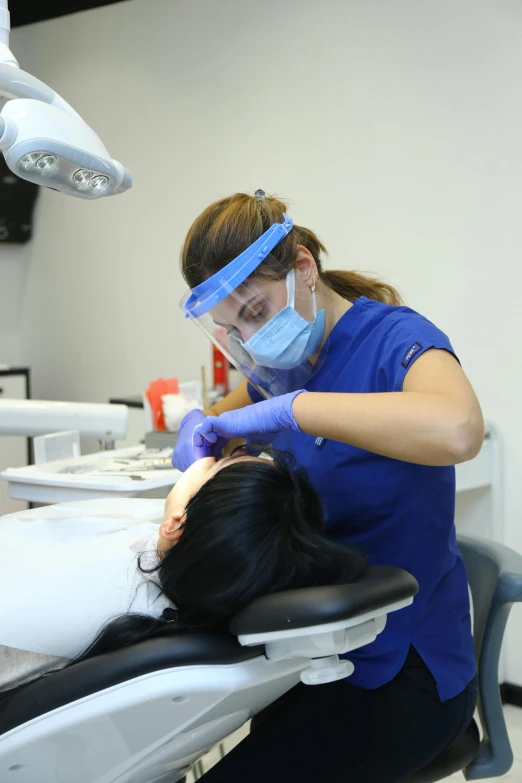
[{"left": 0, "top": 1, "right": 131, "bottom": 199}]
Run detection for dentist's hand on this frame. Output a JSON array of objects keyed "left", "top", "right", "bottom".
[
  {"left": 172, "top": 409, "right": 206, "bottom": 471},
  {"left": 192, "top": 390, "right": 306, "bottom": 459}
]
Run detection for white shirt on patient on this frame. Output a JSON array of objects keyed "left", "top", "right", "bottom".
[{"left": 0, "top": 498, "right": 171, "bottom": 692}]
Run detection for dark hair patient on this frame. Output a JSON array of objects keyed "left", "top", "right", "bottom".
[{"left": 37, "top": 448, "right": 365, "bottom": 673}]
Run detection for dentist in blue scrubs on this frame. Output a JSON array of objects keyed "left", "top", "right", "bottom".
[{"left": 174, "top": 190, "right": 483, "bottom": 782}]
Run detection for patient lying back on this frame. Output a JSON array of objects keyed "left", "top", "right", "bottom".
[
  {"left": 0, "top": 447, "right": 366, "bottom": 692},
  {"left": 0, "top": 498, "right": 169, "bottom": 691}
]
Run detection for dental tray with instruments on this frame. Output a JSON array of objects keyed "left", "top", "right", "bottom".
[
  {"left": 1, "top": 445, "right": 181, "bottom": 503},
  {"left": 57, "top": 451, "right": 174, "bottom": 478}
]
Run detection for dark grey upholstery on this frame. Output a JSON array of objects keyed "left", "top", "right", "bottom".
[{"left": 407, "top": 536, "right": 522, "bottom": 782}]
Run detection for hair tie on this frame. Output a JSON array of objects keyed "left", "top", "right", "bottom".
[{"left": 254, "top": 189, "right": 266, "bottom": 200}]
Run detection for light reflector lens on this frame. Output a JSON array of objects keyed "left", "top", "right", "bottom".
[
  {"left": 73, "top": 169, "right": 92, "bottom": 184},
  {"left": 35, "top": 155, "right": 58, "bottom": 177},
  {"left": 89, "top": 175, "right": 109, "bottom": 193},
  {"left": 19, "top": 152, "right": 44, "bottom": 171},
  {"left": 73, "top": 168, "right": 93, "bottom": 191}
]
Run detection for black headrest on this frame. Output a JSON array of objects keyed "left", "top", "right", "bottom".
[{"left": 229, "top": 566, "right": 419, "bottom": 636}]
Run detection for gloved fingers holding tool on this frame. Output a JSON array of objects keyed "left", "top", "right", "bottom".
[
  {"left": 192, "top": 390, "right": 306, "bottom": 460},
  {"left": 171, "top": 381, "right": 261, "bottom": 469},
  {"left": 171, "top": 408, "right": 229, "bottom": 469}
]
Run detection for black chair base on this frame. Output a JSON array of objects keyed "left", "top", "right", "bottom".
[{"left": 406, "top": 720, "right": 480, "bottom": 783}]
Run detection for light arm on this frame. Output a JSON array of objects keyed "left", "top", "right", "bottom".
[
  {"left": 0, "top": 62, "right": 81, "bottom": 119},
  {"left": 0, "top": 399, "right": 129, "bottom": 440},
  {"left": 0, "top": 0, "right": 16, "bottom": 65},
  {"left": 0, "top": 1, "right": 80, "bottom": 120}
]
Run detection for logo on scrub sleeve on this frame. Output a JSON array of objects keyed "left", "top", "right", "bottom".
[{"left": 401, "top": 342, "right": 423, "bottom": 368}]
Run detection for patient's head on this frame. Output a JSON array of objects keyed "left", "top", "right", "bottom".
[
  {"left": 149, "top": 446, "right": 365, "bottom": 628},
  {"left": 156, "top": 448, "right": 276, "bottom": 558},
  {"left": 62, "top": 447, "right": 365, "bottom": 668}
]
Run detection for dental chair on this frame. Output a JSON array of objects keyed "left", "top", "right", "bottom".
[
  {"left": 0, "top": 537, "right": 520, "bottom": 783},
  {"left": 0, "top": 562, "right": 417, "bottom": 783}
]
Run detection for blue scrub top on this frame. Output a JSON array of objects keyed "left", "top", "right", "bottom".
[{"left": 248, "top": 297, "right": 475, "bottom": 701}]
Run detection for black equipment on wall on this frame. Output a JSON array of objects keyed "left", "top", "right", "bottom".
[
  {"left": 0, "top": 158, "right": 39, "bottom": 243},
  {"left": 11, "top": 2, "right": 128, "bottom": 28}
]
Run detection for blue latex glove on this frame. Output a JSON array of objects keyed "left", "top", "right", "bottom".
[
  {"left": 192, "top": 390, "right": 306, "bottom": 459},
  {"left": 172, "top": 409, "right": 206, "bottom": 471}
]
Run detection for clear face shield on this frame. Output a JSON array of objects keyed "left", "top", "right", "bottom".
[{"left": 180, "top": 215, "right": 328, "bottom": 399}]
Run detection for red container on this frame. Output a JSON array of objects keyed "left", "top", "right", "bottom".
[{"left": 212, "top": 345, "right": 229, "bottom": 395}]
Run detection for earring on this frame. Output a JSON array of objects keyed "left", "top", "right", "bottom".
[{"left": 311, "top": 278, "right": 316, "bottom": 293}]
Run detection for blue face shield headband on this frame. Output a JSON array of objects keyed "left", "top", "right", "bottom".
[{"left": 181, "top": 214, "right": 294, "bottom": 319}]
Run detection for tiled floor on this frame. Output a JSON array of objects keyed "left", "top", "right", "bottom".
[{"left": 187, "top": 705, "right": 522, "bottom": 782}]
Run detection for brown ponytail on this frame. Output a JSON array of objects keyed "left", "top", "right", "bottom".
[
  {"left": 320, "top": 270, "right": 402, "bottom": 306},
  {"left": 181, "top": 192, "right": 402, "bottom": 306}
]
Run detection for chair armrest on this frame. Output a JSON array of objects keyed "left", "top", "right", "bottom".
[
  {"left": 458, "top": 536, "right": 522, "bottom": 780},
  {"left": 459, "top": 536, "right": 522, "bottom": 606}
]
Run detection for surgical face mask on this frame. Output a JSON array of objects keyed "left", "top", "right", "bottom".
[{"left": 239, "top": 269, "right": 326, "bottom": 370}]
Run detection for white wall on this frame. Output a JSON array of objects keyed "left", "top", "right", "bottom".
[{"left": 9, "top": 0, "right": 522, "bottom": 681}]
